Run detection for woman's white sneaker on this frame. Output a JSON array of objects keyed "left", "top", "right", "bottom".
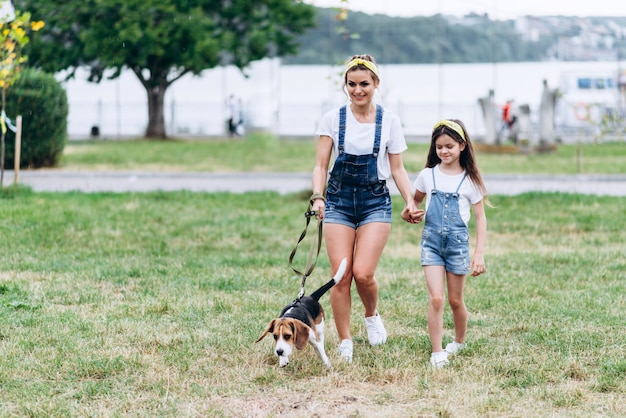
[{"left": 364, "top": 313, "right": 387, "bottom": 346}]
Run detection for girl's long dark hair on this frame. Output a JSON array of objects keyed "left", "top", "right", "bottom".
[{"left": 426, "top": 119, "right": 490, "bottom": 205}]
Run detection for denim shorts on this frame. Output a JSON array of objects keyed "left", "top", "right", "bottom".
[
  {"left": 420, "top": 227, "right": 471, "bottom": 275},
  {"left": 324, "top": 180, "right": 392, "bottom": 229}
]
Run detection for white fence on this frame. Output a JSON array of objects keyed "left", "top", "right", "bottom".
[{"left": 62, "top": 59, "right": 625, "bottom": 142}]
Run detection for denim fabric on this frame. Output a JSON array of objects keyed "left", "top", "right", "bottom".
[
  {"left": 421, "top": 169, "right": 470, "bottom": 274},
  {"left": 324, "top": 105, "right": 392, "bottom": 229}
]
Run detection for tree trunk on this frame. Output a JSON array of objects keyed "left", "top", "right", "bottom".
[
  {"left": 145, "top": 83, "right": 168, "bottom": 138},
  {"left": 0, "top": 87, "right": 6, "bottom": 188}
]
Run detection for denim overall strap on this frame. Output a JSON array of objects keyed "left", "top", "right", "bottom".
[
  {"left": 454, "top": 174, "right": 467, "bottom": 194},
  {"left": 338, "top": 105, "right": 347, "bottom": 154},
  {"left": 431, "top": 166, "right": 437, "bottom": 190},
  {"left": 373, "top": 105, "right": 383, "bottom": 157},
  {"left": 431, "top": 168, "right": 467, "bottom": 195}
]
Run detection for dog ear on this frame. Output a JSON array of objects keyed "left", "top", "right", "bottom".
[
  {"left": 293, "top": 321, "right": 310, "bottom": 350},
  {"left": 256, "top": 319, "right": 276, "bottom": 343}
]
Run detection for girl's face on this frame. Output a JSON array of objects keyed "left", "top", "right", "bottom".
[
  {"left": 345, "top": 69, "right": 378, "bottom": 107},
  {"left": 434, "top": 133, "right": 466, "bottom": 167}
]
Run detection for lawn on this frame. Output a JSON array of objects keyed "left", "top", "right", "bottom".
[
  {"left": 57, "top": 134, "right": 626, "bottom": 175},
  {"left": 0, "top": 187, "right": 624, "bottom": 417}
]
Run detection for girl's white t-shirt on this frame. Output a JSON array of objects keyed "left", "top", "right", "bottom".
[
  {"left": 414, "top": 165, "right": 483, "bottom": 226},
  {"left": 315, "top": 105, "right": 407, "bottom": 180}
]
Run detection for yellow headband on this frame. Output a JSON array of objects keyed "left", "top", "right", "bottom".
[
  {"left": 433, "top": 119, "right": 466, "bottom": 142},
  {"left": 346, "top": 58, "right": 380, "bottom": 80}
]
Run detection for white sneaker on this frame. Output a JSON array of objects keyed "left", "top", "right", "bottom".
[
  {"left": 338, "top": 339, "right": 353, "bottom": 363},
  {"left": 444, "top": 341, "right": 466, "bottom": 356},
  {"left": 364, "top": 313, "right": 387, "bottom": 346},
  {"left": 430, "top": 351, "right": 449, "bottom": 368}
]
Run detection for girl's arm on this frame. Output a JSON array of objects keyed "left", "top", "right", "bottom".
[
  {"left": 311, "top": 135, "right": 333, "bottom": 219},
  {"left": 390, "top": 153, "right": 423, "bottom": 223},
  {"left": 470, "top": 200, "right": 487, "bottom": 277}
]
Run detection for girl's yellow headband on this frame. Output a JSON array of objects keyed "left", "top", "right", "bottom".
[
  {"left": 345, "top": 58, "right": 380, "bottom": 80},
  {"left": 433, "top": 119, "right": 466, "bottom": 142}
]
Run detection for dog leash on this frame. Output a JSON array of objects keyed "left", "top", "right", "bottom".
[{"left": 288, "top": 193, "right": 325, "bottom": 300}]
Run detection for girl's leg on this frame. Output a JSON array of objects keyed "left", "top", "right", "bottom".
[
  {"left": 352, "top": 222, "right": 391, "bottom": 317},
  {"left": 324, "top": 223, "right": 356, "bottom": 341},
  {"left": 446, "top": 272, "right": 468, "bottom": 344},
  {"left": 423, "top": 265, "right": 447, "bottom": 352}
]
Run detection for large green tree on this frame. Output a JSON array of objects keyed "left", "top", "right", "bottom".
[{"left": 15, "top": 0, "right": 315, "bottom": 138}]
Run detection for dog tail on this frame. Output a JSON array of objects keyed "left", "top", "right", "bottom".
[{"left": 310, "top": 258, "right": 347, "bottom": 301}]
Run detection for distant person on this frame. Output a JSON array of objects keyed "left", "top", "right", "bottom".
[
  {"left": 310, "top": 54, "right": 419, "bottom": 363},
  {"left": 402, "top": 119, "right": 489, "bottom": 368},
  {"left": 502, "top": 100, "right": 513, "bottom": 126},
  {"left": 498, "top": 99, "right": 517, "bottom": 141},
  {"left": 226, "top": 95, "right": 241, "bottom": 138},
  {"left": 235, "top": 98, "right": 245, "bottom": 136}
]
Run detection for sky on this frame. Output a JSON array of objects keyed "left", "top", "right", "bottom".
[{"left": 303, "top": 0, "right": 626, "bottom": 20}]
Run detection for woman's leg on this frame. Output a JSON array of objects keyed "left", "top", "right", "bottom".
[
  {"left": 423, "top": 265, "right": 447, "bottom": 352},
  {"left": 352, "top": 222, "right": 391, "bottom": 317},
  {"left": 324, "top": 223, "right": 356, "bottom": 341},
  {"left": 446, "top": 272, "right": 468, "bottom": 344}
]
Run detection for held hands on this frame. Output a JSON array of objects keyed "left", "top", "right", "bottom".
[{"left": 401, "top": 206, "right": 425, "bottom": 224}]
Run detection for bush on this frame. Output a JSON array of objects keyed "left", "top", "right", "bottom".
[{"left": 3, "top": 68, "right": 68, "bottom": 168}]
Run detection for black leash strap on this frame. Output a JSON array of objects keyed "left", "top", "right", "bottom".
[{"left": 288, "top": 194, "right": 324, "bottom": 299}]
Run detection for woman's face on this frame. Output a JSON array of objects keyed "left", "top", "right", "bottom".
[{"left": 345, "top": 69, "right": 378, "bottom": 107}]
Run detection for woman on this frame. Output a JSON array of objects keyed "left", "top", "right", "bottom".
[{"left": 310, "top": 54, "right": 420, "bottom": 363}]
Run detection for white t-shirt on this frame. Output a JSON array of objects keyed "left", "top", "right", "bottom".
[
  {"left": 315, "top": 105, "right": 407, "bottom": 180},
  {"left": 414, "top": 165, "right": 483, "bottom": 226}
]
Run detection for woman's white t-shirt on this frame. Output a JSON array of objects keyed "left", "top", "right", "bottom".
[
  {"left": 414, "top": 165, "right": 483, "bottom": 226},
  {"left": 315, "top": 105, "right": 407, "bottom": 180}
]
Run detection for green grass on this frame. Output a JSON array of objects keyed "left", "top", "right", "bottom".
[
  {"left": 58, "top": 133, "right": 626, "bottom": 175},
  {"left": 1, "top": 188, "right": 624, "bottom": 416}
]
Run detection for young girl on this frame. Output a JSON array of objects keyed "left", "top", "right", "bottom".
[
  {"left": 311, "top": 54, "right": 418, "bottom": 363},
  {"left": 402, "top": 119, "right": 488, "bottom": 368}
]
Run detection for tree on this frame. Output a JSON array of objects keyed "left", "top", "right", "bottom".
[
  {"left": 15, "top": 0, "right": 315, "bottom": 138},
  {"left": 0, "top": 3, "right": 43, "bottom": 187}
]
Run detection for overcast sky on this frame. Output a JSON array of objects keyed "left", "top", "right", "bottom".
[{"left": 304, "top": 0, "right": 626, "bottom": 20}]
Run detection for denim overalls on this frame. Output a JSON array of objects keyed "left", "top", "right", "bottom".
[
  {"left": 324, "top": 105, "right": 392, "bottom": 229},
  {"left": 421, "top": 168, "right": 471, "bottom": 274}
]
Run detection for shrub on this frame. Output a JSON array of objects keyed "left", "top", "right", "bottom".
[{"left": 3, "top": 68, "right": 68, "bottom": 168}]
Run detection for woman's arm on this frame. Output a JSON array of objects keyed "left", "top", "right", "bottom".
[
  {"left": 390, "top": 153, "right": 424, "bottom": 223},
  {"left": 311, "top": 135, "right": 333, "bottom": 219}
]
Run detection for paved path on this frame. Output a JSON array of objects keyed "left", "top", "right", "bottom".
[{"left": 4, "top": 171, "right": 626, "bottom": 196}]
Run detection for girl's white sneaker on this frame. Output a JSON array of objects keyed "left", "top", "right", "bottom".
[
  {"left": 430, "top": 351, "right": 449, "bottom": 368},
  {"left": 364, "top": 313, "right": 387, "bottom": 346},
  {"left": 338, "top": 339, "right": 353, "bottom": 363}
]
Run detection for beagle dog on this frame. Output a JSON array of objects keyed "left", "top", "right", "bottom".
[{"left": 256, "top": 258, "right": 347, "bottom": 368}]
